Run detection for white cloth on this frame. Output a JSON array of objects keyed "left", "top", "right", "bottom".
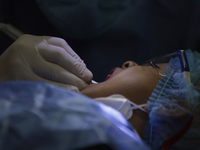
[{"left": 95, "top": 94, "right": 148, "bottom": 120}]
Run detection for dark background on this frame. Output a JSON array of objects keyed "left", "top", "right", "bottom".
[{"left": 1, "top": 0, "right": 200, "bottom": 82}]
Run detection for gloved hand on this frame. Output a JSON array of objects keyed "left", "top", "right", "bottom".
[{"left": 0, "top": 34, "right": 93, "bottom": 91}]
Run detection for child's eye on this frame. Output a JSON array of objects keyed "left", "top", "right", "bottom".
[
  {"left": 149, "top": 65, "right": 153, "bottom": 68},
  {"left": 141, "top": 62, "right": 152, "bottom": 67},
  {"left": 149, "top": 62, "right": 160, "bottom": 69},
  {"left": 141, "top": 62, "right": 160, "bottom": 69},
  {"left": 153, "top": 64, "right": 160, "bottom": 69}
]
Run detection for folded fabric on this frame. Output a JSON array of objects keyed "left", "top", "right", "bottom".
[{"left": 0, "top": 81, "right": 149, "bottom": 150}]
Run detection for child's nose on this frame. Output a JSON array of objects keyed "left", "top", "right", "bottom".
[{"left": 122, "top": 61, "right": 138, "bottom": 69}]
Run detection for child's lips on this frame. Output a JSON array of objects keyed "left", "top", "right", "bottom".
[
  {"left": 106, "top": 68, "right": 116, "bottom": 80},
  {"left": 106, "top": 74, "right": 111, "bottom": 80}
]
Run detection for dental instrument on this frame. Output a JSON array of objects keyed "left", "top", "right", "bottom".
[
  {"left": 91, "top": 80, "right": 98, "bottom": 84},
  {"left": 0, "top": 23, "right": 24, "bottom": 40}
]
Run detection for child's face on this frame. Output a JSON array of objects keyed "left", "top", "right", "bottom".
[{"left": 81, "top": 61, "right": 167, "bottom": 104}]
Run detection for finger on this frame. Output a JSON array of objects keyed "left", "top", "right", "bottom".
[
  {"left": 28, "top": 72, "right": 80, "bottom": 92},
  {"left": 29, "top": 55, "right": 88, "bottom": 90},
  {"left": 12, "top": 64, "right": 80, "bottom": 92},
  {"left": 35, "top": 41, "right": 93, "bottom": 82},
  {"left": 44, "top": 36, "right": 83, "bottom": 63}
]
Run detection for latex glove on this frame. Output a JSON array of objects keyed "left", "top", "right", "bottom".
[{"left": 0, "top": 34, "right": 93, "bottom": 91}]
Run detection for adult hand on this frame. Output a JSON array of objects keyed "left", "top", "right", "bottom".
[{"left": 0, "top": 34, "right": 93, "bottom": 91}]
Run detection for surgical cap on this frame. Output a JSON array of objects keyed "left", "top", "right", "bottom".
[{"left": 144, "top": 50, "right": 200, "bottom": 149}]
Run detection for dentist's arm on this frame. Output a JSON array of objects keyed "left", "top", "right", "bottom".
[{"left": 0, "top": 34, "right": 93, "bottom": 91}]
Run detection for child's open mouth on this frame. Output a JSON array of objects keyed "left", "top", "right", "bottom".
[{"left": 106, "top": 68, "right": 116, "bottom": 80}]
